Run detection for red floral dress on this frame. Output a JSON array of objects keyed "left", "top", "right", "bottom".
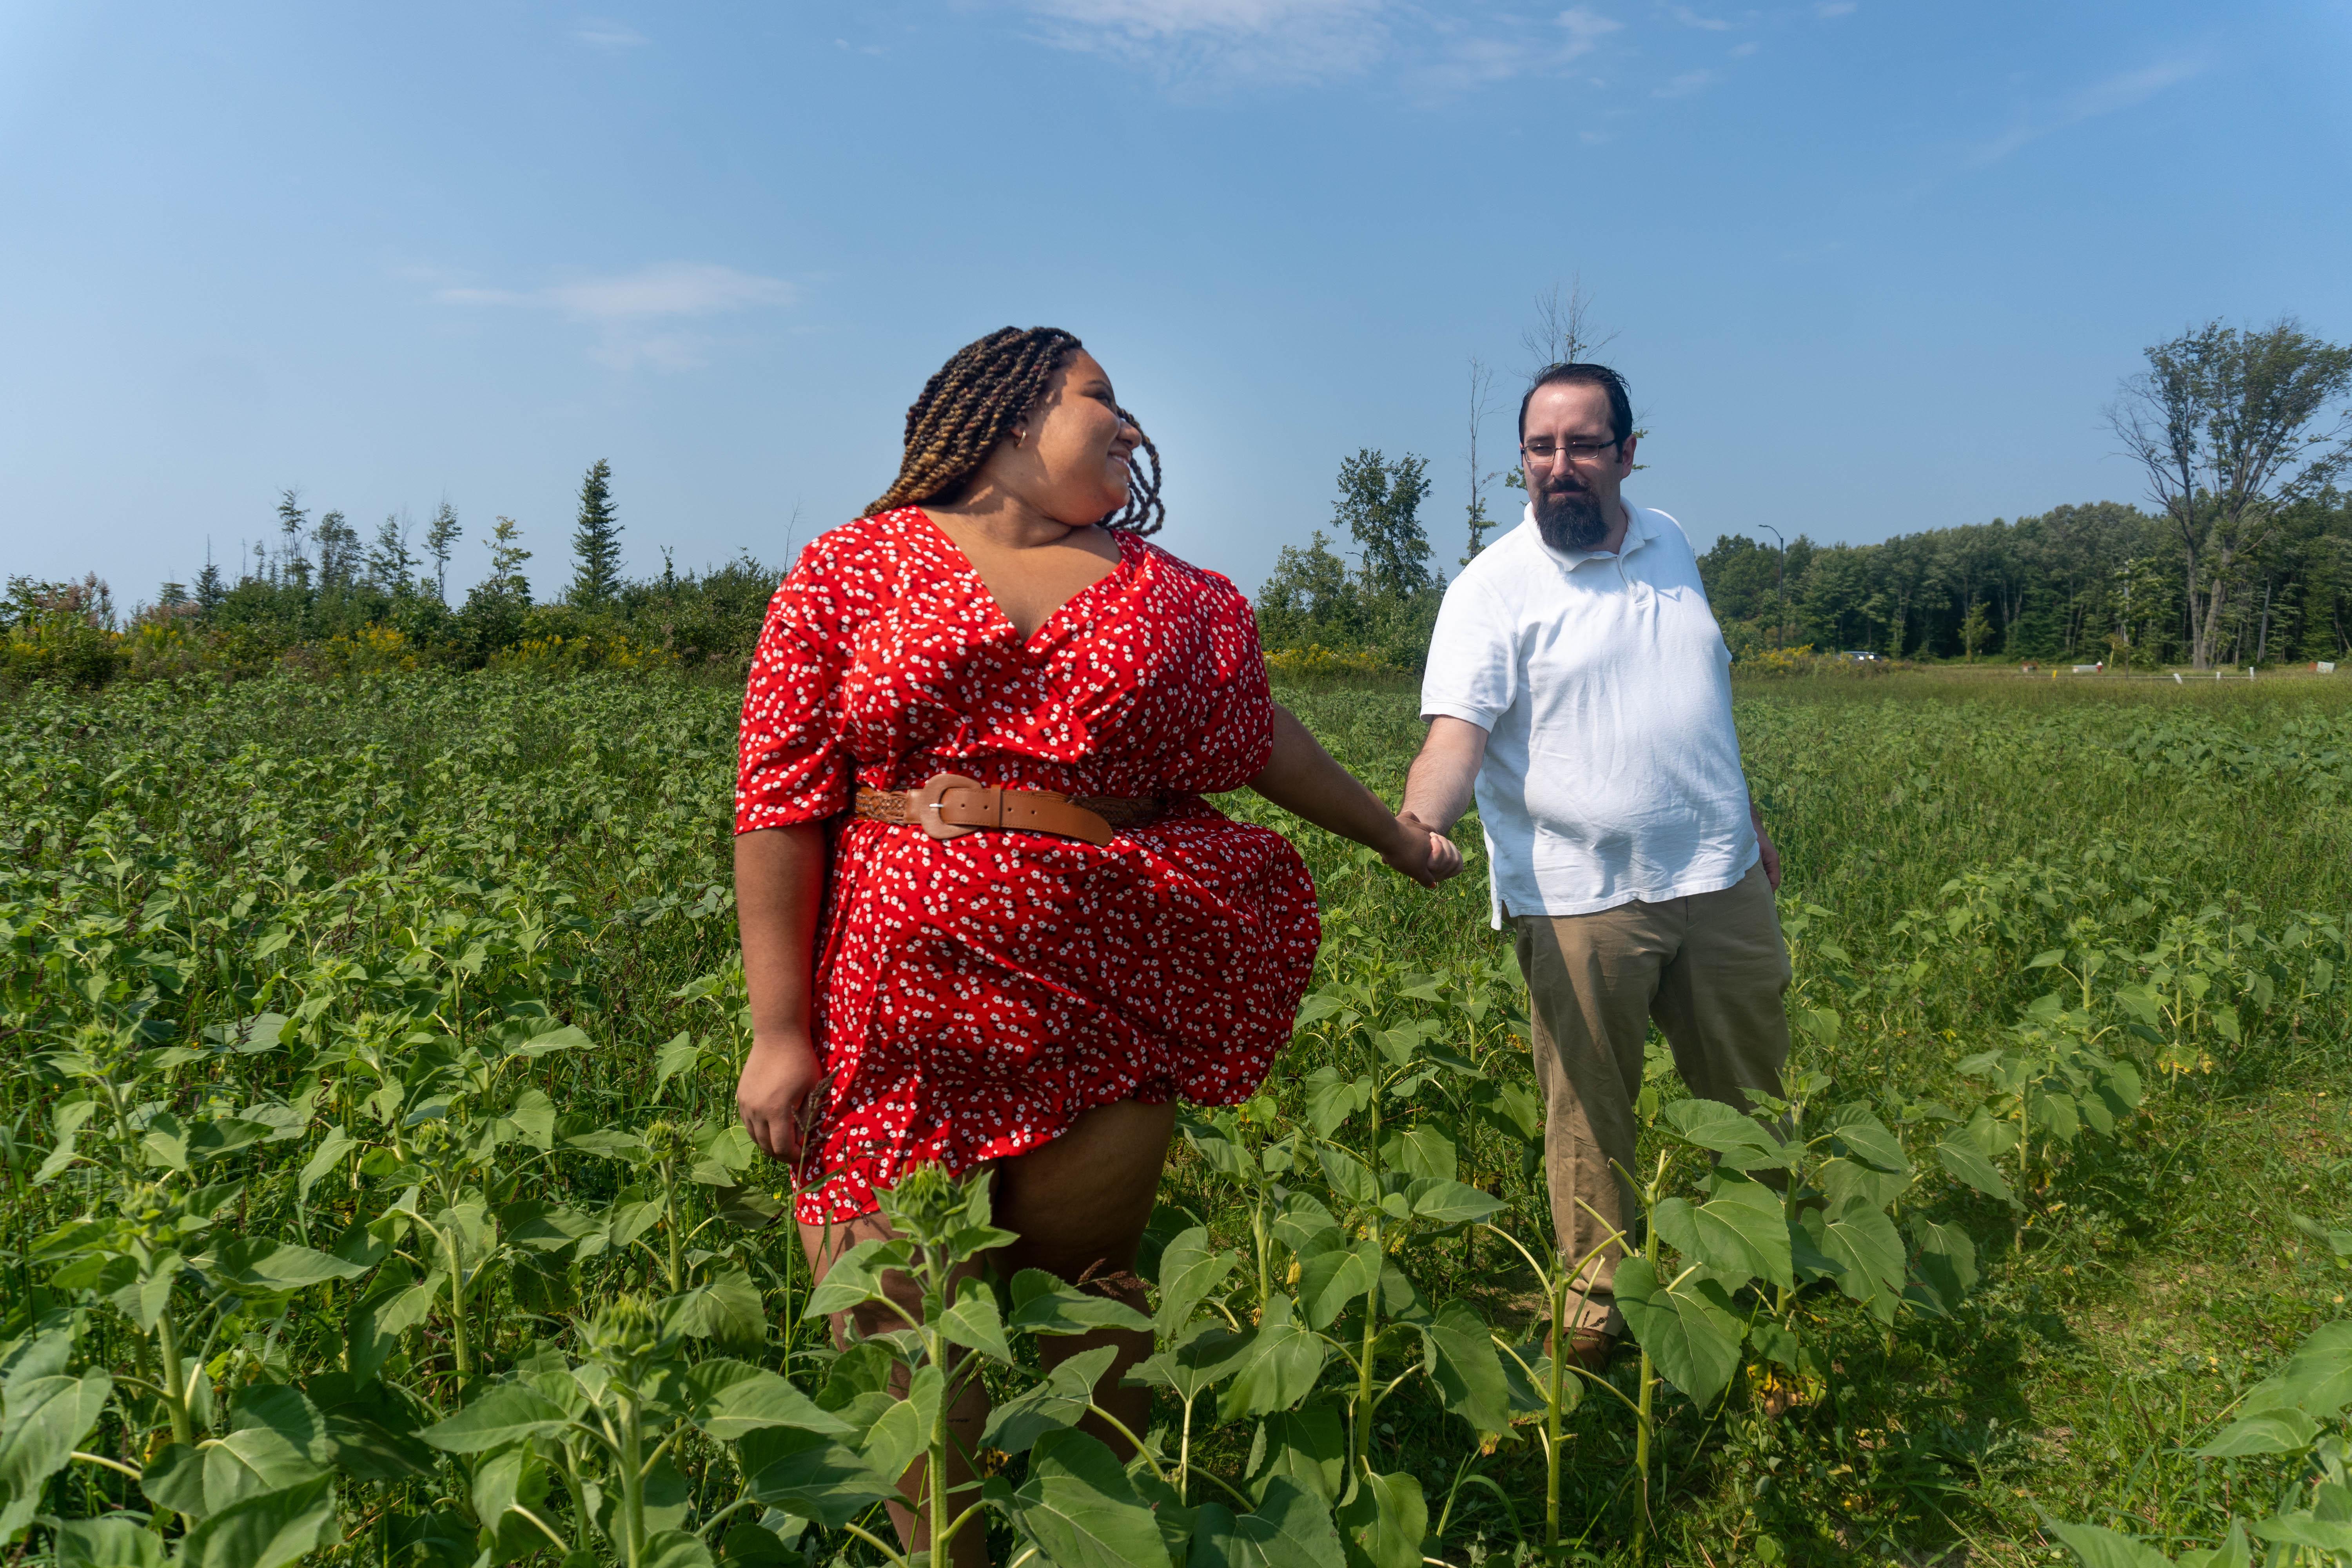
[{"left": 735, "top": 507, "right": 1321, "bottom": 1223}]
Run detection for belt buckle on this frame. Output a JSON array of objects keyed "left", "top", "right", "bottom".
[{"left": 910, "top": 772, "right": 985, "bottom": 842}]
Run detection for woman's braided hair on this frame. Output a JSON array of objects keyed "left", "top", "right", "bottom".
[{"left": 864, "top": 326, "right": 1165, "bottom": 536}]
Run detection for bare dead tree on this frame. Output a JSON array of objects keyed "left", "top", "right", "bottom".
[
  {"left": 1463, "top": 356, "right": 1501, "bottom": 561},
  {"left": 2106, "top": 318, "right": 2352, "bottom": 668},
  {"left": 1521, "top": 274, "right": 1618, "bottom": 372}
]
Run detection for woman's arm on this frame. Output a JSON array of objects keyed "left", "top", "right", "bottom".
[
  {"left": 734, "top": 822, "right": 831, "bottom": 1160},
  {"left": 1250, "top": 704, "right": 1462, "bottom": 888}
]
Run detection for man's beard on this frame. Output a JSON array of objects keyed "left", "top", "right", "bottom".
[{"left": 1534, "top": 483, "right": 1609, "bottom": 552}]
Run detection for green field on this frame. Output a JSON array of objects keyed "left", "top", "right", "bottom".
[{"left": 6, "top": 669, "right": 2352, "bottom": 1568}]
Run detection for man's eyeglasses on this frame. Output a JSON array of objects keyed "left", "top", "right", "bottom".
[{"left": 1521, "top": 437, "right": 1622, "bottom": 466}]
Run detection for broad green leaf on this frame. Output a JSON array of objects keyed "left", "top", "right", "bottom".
[
  {"left": 2047, "top": 1519, "right": 2180, "bottom": 1568},
  {"left": 198, "top": 1426, "right": 328, "bottom": 1514},
  {"left": 508, "top": 1087, "right": 557, "bottom": 1150},
  {"left": 858, "top": 1363, "right": 940, "bottom": 1481},
  {"left": 1318, "top": 1147, "right": 1380, "bottom": 1205},
  {"left": 171, "top": 1472, "right": 336, "bottom": 1568},
  {"left": 1826, "top": 1112, "right": 1911, "bottom": 1174},
  {"left": 230, "top": 1384, "right": 333, "bottom": 1466},
  {"left": 1214, "top": 1299, "right": 1328, "bottom": 1421},
  {"left": 1003, "top": 1428, "right": 1166, "bottom": 1568},
  {"left": 642, "top": 1530, "right": 719, "bottom": 1568},
  {"left": 738, "top": 1426, "right": 897, "bottom": 1525},
  {"left": 296, "top": 1127, "right": 354, "bottom": 1204},
  {"left": 1383, "top": 1127, "right": 1455, "bottom": 1182},
  {"left": 664, "top": 1266, "right": 766, "bottom": 1351},
  {"left": 140, "top": 1444, "right": 209, "bottom": 1518},
  {"left": 2250, "top": 1512, "right": 2352, "bottom": 1555},
  {"left": 202, "top": 1238, "right": 369, "bottom": 1297},
  {"left": 2237, "top": 1321, "right": 2352, "bottom": 1425},
  {"left": 1613, "top": 1258, "right": 1742, "bottom": 1406},
  {"left": 1008, "top": 1269, "right": 1154, "bottom": 1336},
  {"left": 938, "top": 1276, "right": 1014, "bottom": 1363},
  {"left": 1907, "top": 1219, "right": 1979, "bottom": 1317},
  {"left": 1154, "top": 1229, "right": 1240, "bottom": 1338},
  {"left": 1336, "top": 1467, "right": 1426, "bottom": 1568},
  {"left": 1422, "top": 1301, "right": 1511, "bottom": 1438},
  {"left": 1936, "top": 1134, "right": 2015, "bottom": 1203},
  {"left": 421, "top": 1382, "right": 572, "bottom": 1453},
  {"left": 1130, "top": 1327, "right": 1242, "bottom": 1405},
  {"left": 985, "top": 1346, "right": 1119, "bottom": 1454},
  {"left": 804, "top": 1239, "right": 907, "bottom": 1318},
  {"left": 53, "top": 1516, "right": 164, "bottom": 1567},
  {"left": 0, "top": 1369, "right": 113, "bottom": 1511},
  {"left": 686, "top": 1360, "right": 853, "bottom": 1439},
  {"left": 1658, "top": 1098, "right": 1791, "bottom": 1170},
  {"left": 2196, "top": 1409, "right": 2319, "bottom": 1457},
  {"left": 1248, "top": 1402, "right": 1347, "bottom": 1504},
  {"left": 1404, "top": 1178, "right": 1505, "bottom": 1229},
  {"left": 1298, "top": 1238, "right": 1383, "bottom": 1330},
  {"left": 1818, "top": 1156, "right": 1911, "bottom": 1213},
  {"left": 469, "top": 1443, "right": 549, "bottom": 1533},
  {"left": 1816, "top": 1196, "right": 1906, "bottom": 1317},
  {"left": 654, "top": 1032, "right": 707, "bottom": 1092},
  {"left": 2176, "top": 1522, "right": 2251, "bottom": 1568},
  {"left": 1652, "top": 1176, "right": 1791, "bottom": 1290},
  {"left": 1192, "top": 1478, "right": 1348, "bottom": 1568}
]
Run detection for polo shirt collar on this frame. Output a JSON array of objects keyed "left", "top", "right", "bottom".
[{"left": 1523, "top": 499, "right": 1652, "bottom": 570}]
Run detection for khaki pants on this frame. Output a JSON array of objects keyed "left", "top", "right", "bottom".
[{"left": 1514, "top": 863, "right": 1792, "bottom": 1332}]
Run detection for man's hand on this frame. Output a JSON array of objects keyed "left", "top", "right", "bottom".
[
  {"left": 738, "top": 1034, "right": 823, "bottom": 1161},
  {"left": 1380, "top": 810, "right": 1463, "bottom": 888},
  {"left": 1751, "top": 802, "right": 1782, "bottom": 891}
]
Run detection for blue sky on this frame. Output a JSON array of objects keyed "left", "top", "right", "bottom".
[{"left": 5, "top": 1, "right": 2348, "bottom": 605}]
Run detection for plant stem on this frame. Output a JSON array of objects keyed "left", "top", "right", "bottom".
[
  {"left": 618, "top": 1394, "right": 646, "bottom": 1568},
  {"left": 661, "top": 1156, "right": 683, "bottom": 1295},
  {"left": 155, "top": 1308, "right": 194, "bottom": 1448},
  {"left": 1545, "top": 1273, "right": 1566, "bottom": 1564}
]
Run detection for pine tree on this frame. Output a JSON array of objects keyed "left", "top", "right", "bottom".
[
  {"left": 423, "top": 501, "right": 462, "bottom": 602},
  {"left": 195, "top": 539, "right": 225, "bottom": 612},
  {"left": 570, "top": 459, "right": 623, "bottom": 606}
]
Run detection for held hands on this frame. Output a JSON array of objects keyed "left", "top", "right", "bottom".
[
  {"left": 1380, "top": 809, "right": 1463, "bottom": 889},
  {"left": 737, "top": 1033, "right": 823, "bottom": 1161}
]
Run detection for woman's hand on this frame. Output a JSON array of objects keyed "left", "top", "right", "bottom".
[
  {"left": 738, "top": 1033, "right": 823, "bottom": 1161},
  {"left": 1380, "top": 810, "right": 1463, "bottom": 888}
]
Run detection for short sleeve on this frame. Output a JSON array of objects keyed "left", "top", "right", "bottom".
[
  {"left": 1420, "top": 575, "right": 1515, "bottom": 731},
  {"left": 1208, "top": 575, "right": 1278, "bottom": 780},
  {"left": 735, "top": 548, "right": 857, "bottom": 832}
]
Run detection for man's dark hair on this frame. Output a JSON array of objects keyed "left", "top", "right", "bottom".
[{"left": 1517, "top": 362, "right": 1633, "bottom": 446}]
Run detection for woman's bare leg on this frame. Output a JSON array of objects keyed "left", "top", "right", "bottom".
[
  {"left": 799, "top": 1211, "right": 992, "bottom": 1568},
  {"left": 991, "top": 1099, "right": 1176, "bottom": 1454},
  {"left": 795, "top": 1099, "right": 1178, "bottom": 1565}
]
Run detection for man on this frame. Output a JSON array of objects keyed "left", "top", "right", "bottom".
[{"left": 1398, "top": 361, "right": 1788, "bottom": 1368}]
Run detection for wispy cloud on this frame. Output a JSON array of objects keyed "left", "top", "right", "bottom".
[
  {"left": 1654, "top": 66, "right": 1718, "bottom": 97},
  {"left": 1967, "top": 57, "right": 2204, "bottom": 165},
  {"left": 1665, "top": 5, "right": 1731, "bottom": 31},
  {"left": 435, "top": 262, "right": 794, "bottom": 370},
  {"left": 571, "top": 18, "right": 648, "bottom": 50},
  {"left": 1008, "top": 0, "right": 1626, "bottom": 90},
  {"left": 1014, "top": 0, "right": 1389, "bottom": 82},
  {"left": 1812, "top": 1, "right": 1855, "bottom": 17}
]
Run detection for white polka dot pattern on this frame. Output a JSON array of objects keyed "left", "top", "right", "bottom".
[{"left": 734, "top": 508, "right": 1322, "bottom": 1222}]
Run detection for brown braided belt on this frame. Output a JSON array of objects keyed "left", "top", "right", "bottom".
[{"left": 853, "top": 772, "right": 1163, "bottom": 848}]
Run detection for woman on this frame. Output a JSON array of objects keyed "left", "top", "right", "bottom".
[{"left": 733, "top": 326, "right": 1457, "bottom": 1557}]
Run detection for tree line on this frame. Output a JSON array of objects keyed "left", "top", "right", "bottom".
[{"left": 1258, "top": 315, "right": 2352, "bottom": 670}]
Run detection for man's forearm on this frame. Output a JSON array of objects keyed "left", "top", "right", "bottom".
[{"left": 1401, "top": 715, "right": 1489, "bottom": 836}]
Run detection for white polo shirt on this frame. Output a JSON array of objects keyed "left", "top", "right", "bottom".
[{"left": 1421, "top": 502, "right": 1758, "bottom": 928}]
